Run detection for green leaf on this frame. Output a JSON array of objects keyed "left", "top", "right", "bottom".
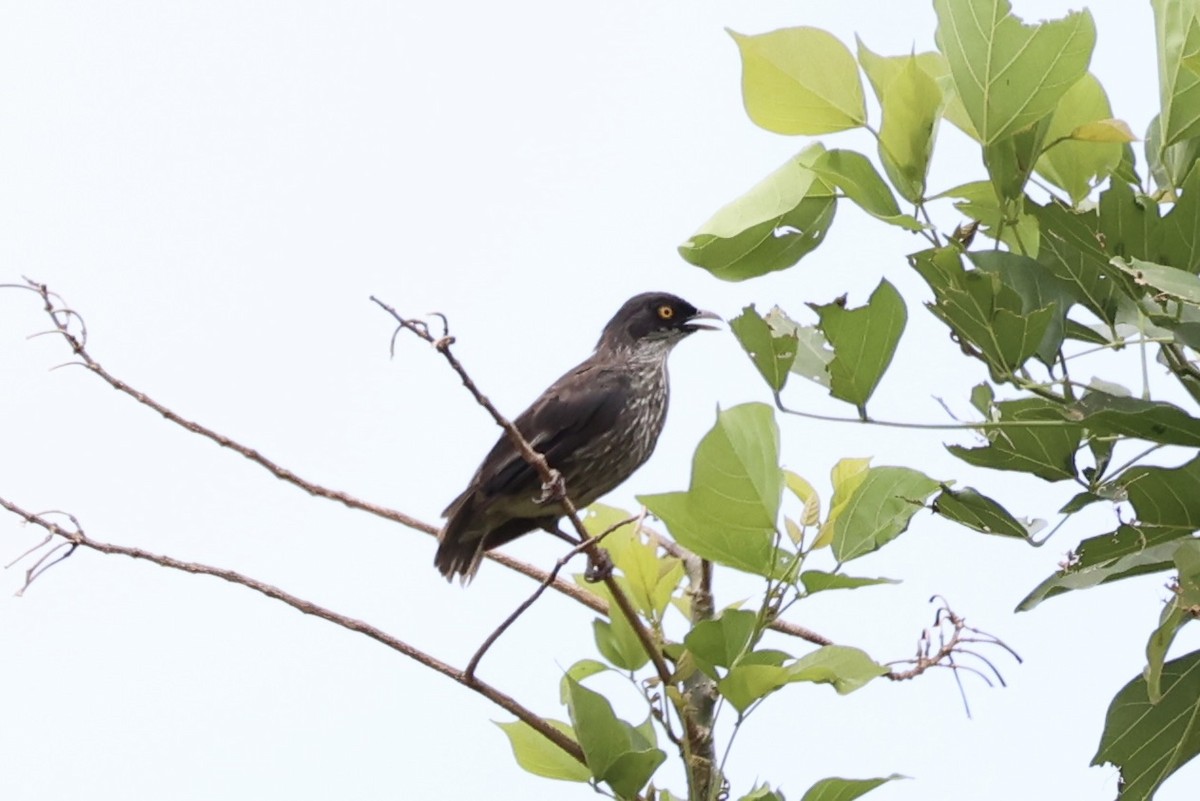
[
  {"left": 937, "top": 181, "right": 1039, "bottom": 253},
  {"left": 821, "top": 464, "right": 940, "bottom": 562},
  {"left": 810, "top": 149, "right": 923, "bottom": 230},
  {"left": 800, "top": 775, "right": 907, "bottom": 801},
  {"left": 684, "top": 609, "right": 759, "bottom": 676},
  {"left": 1115, "top": 453, "right": 1200, "bottom": 529},
  {"left": 740, "top": 784, "right": 786, "bottom": 801},
  {"left": 948, "top": 398, "right": 1082, "bottom": 482},
  {"left": 1019, "top": 525, "right": 1188, "bottom": 610},
  {"left": 933, "top": 0, "right": 1095, "bottom": 146},
  {"left": 910, "top": 247, "right": 1056, "bottom": 379},
  {"left": 800, "top": 570, "right": 899, "bottom": 594},
  {"left": 764, "top": 306, "right": 833, "bottom": 387},
  {"left": 592, "top": 616, "right": 649, "bottom": 672},
  {"left": 1034, "top": 201, "right": 1130, "bottom": 330},
  {"left": 640, "top": 404, "right": 783, "bottom": 577},
  {"left": 719, "top": 663, "right": 792, "bottom": 713},
  {"left": 788, "top": 645, "right": 888, "bottom": 694},
  {"left": 1147, "top": 114, "right": 1200, "bottom": 192},
  {"left": 856, "top": 41, "right": 944, "bottom": 203},
  {"left": 1092, "top": 649, "right": 1200, "bottom": 800},
  {"left": 1036, "top": 74, "right": 1125, "bottom": 204},
  {"left": 586, "top": 504, "right": 669, "bottom": 618},
  {"left": 566, "top": 678, "right": 665, "bottom": 798},
  {"left": 605, "top": 750, "right": 668, "bottom": 800},
  {"left": 495, "top": 719, "right": 591, "bottom": 783},
  {"left": 680, "top": 145, "right": 837, "bottom": 281},
  {"left": 1154, "top": 160, "right": 1200, "bottom": 271},
  {"left": 983, "top": 113, "right": 1052, "bottom": 204},
  {"left": 731, "top": 305, "right": 798, "bottom": 392},
  {"left": 1099, "top": 180, "right": 1162, "bottom": 264},
  {"left": 729, "top": 27, "right": 866, "bottom": 135},
  {"left": 970, "top": 382, "right": 995, "bottom": 416},
  {"left": 558, "top": 659, "right": 610, "bottom": 705},
  {"left": 1153, "top": 0, "right": 1200, "bottom": 146},
  {"left": 1069, "top": 390, "right": 1200, "bottom": 447},
  {"left": 932, "top": 486, "right": 1030, "bottom": 539},
  {"left": 1145, "top": 541, "right": 1200, "bottom": 702},
  {"left": 811, "top": 280, "right": 907, "bottom": 410},
  {"left": 968, "top": 250, "right": 1075, "bottom": 365}
]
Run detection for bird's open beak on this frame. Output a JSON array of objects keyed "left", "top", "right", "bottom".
[{"left": 683, "top": 309, "right": 723, "bottom": 332}]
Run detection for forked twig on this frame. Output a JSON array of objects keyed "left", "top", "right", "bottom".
[
  {"left": 465, "top": 514, "right": 638, "bottom": 680},
  {"left": 885, "top": 596, "right": 1021, "bottom": 717},
  {"left": 370, "top": 296, "right": 675, "bottom": 687}
]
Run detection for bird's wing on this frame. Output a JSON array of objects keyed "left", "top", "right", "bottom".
[{"left": 475, "top": 364, "right": 629, "bottom": 500}]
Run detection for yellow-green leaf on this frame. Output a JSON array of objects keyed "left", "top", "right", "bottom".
[
  {"left": 729, "top": 27, "right": 866, "bottom": 135},
  {"left": 1035, "top": 74, "right": 1125, "bottom": 205}
]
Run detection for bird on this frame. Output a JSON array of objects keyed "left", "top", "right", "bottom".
[{"left": 435, "top": 291, "right": 719, "bottom": 582}]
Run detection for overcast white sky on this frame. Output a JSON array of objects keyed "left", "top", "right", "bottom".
[{"left": 2, "top": 2, "right": 1198, "bottom": 799}]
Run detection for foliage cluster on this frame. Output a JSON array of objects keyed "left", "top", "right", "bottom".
[{"left": 497, "top": 2, "right": 1200, "bottom": 799}]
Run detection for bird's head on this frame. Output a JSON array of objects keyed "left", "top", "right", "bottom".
[{"left": 596, "top": 292, "right": 721, "bottom": 354}]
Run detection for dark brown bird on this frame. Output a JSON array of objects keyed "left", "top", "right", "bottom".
[{"left": 435, "top": 292, "right": 719, "bottom": 582}]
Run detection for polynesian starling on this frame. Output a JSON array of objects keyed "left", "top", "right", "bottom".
[{"left": 435, "top": 292, "right": 719, "bottom": 582}]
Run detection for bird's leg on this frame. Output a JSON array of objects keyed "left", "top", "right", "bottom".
[
  {"left": 539, "top": 522, "right": 613, "bottom": 583},
  {"left": 535, "top": 469, "right": 567, "bottom": 505}
]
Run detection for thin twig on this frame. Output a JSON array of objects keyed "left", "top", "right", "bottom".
[
  {"left": 466, "top": 515, "right": 637, "bottom": 679},
  {"left": 370, "top": 295, "right": 675, "bottom": 688},
  {"left": 12, "top": 280, "right": 613, "bottom": 617},
  {"left": 0, "top": 496, "right": 588, "bottom": 766}
]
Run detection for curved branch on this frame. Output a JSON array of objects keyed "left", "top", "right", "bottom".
[{"left": 0, "top": 496, "right": 586, "bottom": 765}]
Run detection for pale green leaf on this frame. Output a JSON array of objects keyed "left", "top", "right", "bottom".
[
  {"left": 788, "top": 645, "right": 889, "bottom": 694},
  {"left": 856, "top": 40, "right": 945, "bottom": 202},
  {"left": 730, "top": 27, "right": 866, "bottom": 135},
  {"left": 1036, "top": 74, "right": 1125, "bottom": 204},
  {"left": 680, "top": 145, "right": 836, "bottom": 280},
  {"left": 640, "top": 404, "right": 783, "bottom": 577},
  {"left": 800, "top": 775, "right": 907, "bottom": 801},
  {"left": 495, "top": 719, "right": 590, "bottom": 783},
  {"left": 810, "top": 149, "right": 923, "bottom": 230}
]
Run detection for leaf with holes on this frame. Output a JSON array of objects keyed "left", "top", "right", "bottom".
[
  {"left": 680, "top": 145, "right": 837, "bottom": 281},
  {"left": 933, "top": 0, "right": 1095, "bottom": 145},
  {"left": 933, "top": 486, "right": 1030, "bottom": 539},
  {"left": 1018, "top": 525, "right": 1188, "bottom": 610},
  {"left": 1092, "top": 649, "right": 1200, "bottom": 800},
  {"left": 811, "top": 280, "right": 907, "bottom": 410},
  {"left": 731, "top": 306, "right": 798, "bottom": 392}
]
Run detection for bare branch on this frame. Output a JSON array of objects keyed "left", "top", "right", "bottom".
[
  {"left": 0, "top": 496, "right": 587, "bottom": 766},
  {"left": 884, "top": 596, "right": 1020, "bottom": 717},
  {"left": 465, "top": 514, "right": 636, "bottom": 679},
  {"left": 9, "top": 280, "right": 616, "bottom": 616}
]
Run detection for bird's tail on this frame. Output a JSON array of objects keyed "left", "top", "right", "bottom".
[{"left": 434, "top": 493, "right": 486, "bottom": 583}]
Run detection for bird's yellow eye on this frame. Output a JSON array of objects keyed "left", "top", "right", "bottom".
[{"left": 657, "top": 304, "right": 675, "bottom": 320}]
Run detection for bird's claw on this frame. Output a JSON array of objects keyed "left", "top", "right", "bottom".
[
  {"left": 536, "top": 470, "right": 567, "bottom": 505},
  {"left": 584, "top": 549, "right": 613, "bottom": 583}
]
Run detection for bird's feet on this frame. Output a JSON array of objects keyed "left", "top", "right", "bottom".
[
  {"left": 536, "top": 470, "right": 567, "bottom": 505},
  {"left": 584, "top": 549, "right": 613, "bottom": 583}
]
